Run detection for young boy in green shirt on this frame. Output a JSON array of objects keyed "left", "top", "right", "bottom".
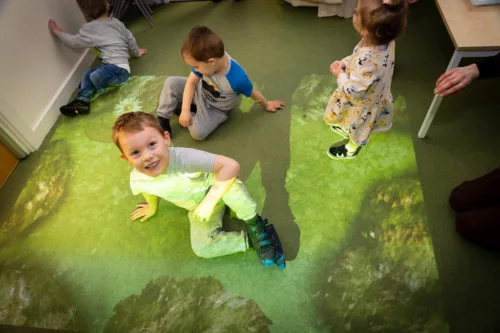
[{"left": 112, "top": 112, "right": 285, "bottom": 268}]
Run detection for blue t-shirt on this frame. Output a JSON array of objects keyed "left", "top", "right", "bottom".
[{"left": 192, "top": 54, "right": 253, "bottom": 111}]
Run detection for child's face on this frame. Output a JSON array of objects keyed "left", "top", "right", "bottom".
[
  {"left": 183, "top": 54, "right": 218, "bottom": 76},
  {"left": 119, "top": 126, "right": 171, "bottom": 177}
]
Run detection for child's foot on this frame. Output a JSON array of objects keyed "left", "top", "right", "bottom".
[
  {"left": 248, "top": 217, "right": 276, "bottom": 263},
  {"left": 59, "top": 99, "right": 90, "bottom": 117},
  {"left": 158, "top": 116, "right": 172, "bottom": 137},
  {"left": 327, "top": 140, "right": 361, "bottom": 160},
  {"left": 330, "top": 125, "right": 349, "bottom": 139}
]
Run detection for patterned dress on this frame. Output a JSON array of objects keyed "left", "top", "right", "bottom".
[{"left": 324, "top": 40, "right": 395, "bottom": 146}]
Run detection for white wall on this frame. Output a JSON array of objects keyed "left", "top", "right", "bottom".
[{"left": 0, "top": 0, "right": 95, "bottom": 156}]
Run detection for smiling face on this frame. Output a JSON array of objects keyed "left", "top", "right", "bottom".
[{"left": 119, "top": 126, "right": 171, "bottom": 177}]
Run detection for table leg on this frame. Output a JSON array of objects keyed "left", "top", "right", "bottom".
[{"left": 418, "top": 50, "right": 463, "bottom": 139}]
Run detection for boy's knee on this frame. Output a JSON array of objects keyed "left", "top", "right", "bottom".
[
  {"left": 89, "top": 71, "right": 103, "bottom": 87},
  {"left": 188, "top": 126, "right": 208, "bottom": 141},
  {"left": 164, "top": 76, "right": 185, "bottom": 92},
  {"left": 449, "top": 182, "right": 468, "bottom": 213},
  {"left": 165, "top": 76, "right": 177, "bottom": 86}
]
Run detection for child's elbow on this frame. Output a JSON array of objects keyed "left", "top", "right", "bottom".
[{"left": 231, "top": 159, "right": 240, "bottom": 175}]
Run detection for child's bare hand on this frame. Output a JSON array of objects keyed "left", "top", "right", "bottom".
[
  {"left": 179, "top": 110, "right": 192, "bottom": 127},
  {"left": 266, "top": 100, "right": 285, "bottom": 112},
  {"left": 330, "top": 61, "right": 346, "bottom": 77},
  {"left": 139, "top": 49, "right": 148, "bottom": 57},
  {"left": 48, "top": 19, "right": 62, "bottom": 34},
  {"left": 131, "top": 203, "right": 154, "bottom": 222}
]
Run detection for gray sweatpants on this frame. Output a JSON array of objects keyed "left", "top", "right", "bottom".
[{"left": 157, "top": 76, "right": 229, "bottom": 140}]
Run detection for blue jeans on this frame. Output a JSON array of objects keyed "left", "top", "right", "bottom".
[{"left": 76, "top": 64, "right": 129, "bottom": 102}]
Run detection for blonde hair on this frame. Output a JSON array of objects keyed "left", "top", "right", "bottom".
[{"left": 112, "top": 112, "right": 164, "bottom": 152}]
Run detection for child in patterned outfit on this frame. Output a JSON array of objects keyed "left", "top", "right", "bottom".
[{"left": 324, "top": 0, "right": 408, "bottom": 159}]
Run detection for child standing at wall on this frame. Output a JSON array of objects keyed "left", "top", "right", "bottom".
[
  {"left": 324, "top": 0, "right": 408, "bottom": 159},
  {"left": 48, "top": 0, "right": 147, "bottom": 117}
]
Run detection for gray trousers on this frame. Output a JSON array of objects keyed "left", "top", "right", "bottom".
[{"left": 157, "top": 76, "right": 229, "bottom": 140}]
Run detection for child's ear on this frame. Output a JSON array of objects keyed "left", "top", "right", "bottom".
[
  {"left": 207, "top": 58, "right": 217, "bottom": 66},
  {"left": 163, "top": 131, "right": 171, "bottom": 147}
]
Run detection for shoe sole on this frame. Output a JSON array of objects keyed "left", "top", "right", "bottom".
[
  {"left": 60, "top": 106, "right": 90, "bottom": 117},
  {"left": 327, "top": 150, "right": 357, "bottom": 160}
]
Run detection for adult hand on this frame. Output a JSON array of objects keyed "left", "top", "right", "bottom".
[
  {"left": 434, "top": 64, "right": 480, "bottom": 97},
  {"left": 139, "top": 49, "right": 148, "bottom": 57}
]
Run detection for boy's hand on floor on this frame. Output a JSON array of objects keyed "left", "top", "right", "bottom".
[
  {"left": 131, "top": 203, "right": 154, "bottom": 222},
  {"left": 179, "top": 110, "right": 192, "bottom": 127},
  {"left": 139, "top": 49, "right": 148, "bottom": 57},
  {"left": 48, "top": 19, "right": 62, "bottom": 34},
  {"left": 266, "top": 100, "right": 285, "bottom": 112}
]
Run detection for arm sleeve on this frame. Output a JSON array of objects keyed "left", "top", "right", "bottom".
[
  {"left": 234, "top": 74, "right": 253, "bottom": 97},
  {"left": 226, "top": 62, "right": 253, "bottom": 97},
  {"left": 173, "top": 148, "right": 217, "bottom": 174},
  {"left": 477, "top": 53, "right": 500, "bottom": 79},
  {"left": 125, "top": 28, "right": 140, "bottom": 57},
  {"left": 57, "top": 27, "right": 94, "bottom": 49},
  {"left": 340, "top": 55, "right": 352, "bottom": 68},
  {"left": 337, "top": 56, "right": 378, "bottom": 100}
]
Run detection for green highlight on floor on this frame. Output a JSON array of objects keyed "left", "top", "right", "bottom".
[{"left": 0, "top": 72, "right": 447, "bottom": 333}]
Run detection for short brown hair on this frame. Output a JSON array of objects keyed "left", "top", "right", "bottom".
[
  {"left": 77, "top": 0, "right": 108, "bottom": 20},
  {"left": 181, "top": 26, "right": 225, "bottom": 62},
  {"left": 112, "top": 112, "right": 164, "bottom": 152},
  {"left": 358, "top": 0, "right": 408, "bottom": 46}
]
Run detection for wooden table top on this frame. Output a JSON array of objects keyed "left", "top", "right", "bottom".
[{"left": 435, "top": 0, "right": 500, "bottom": 51}]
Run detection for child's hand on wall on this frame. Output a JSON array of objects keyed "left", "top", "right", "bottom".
[
  {"left": 265, "top": 100, "right": 286, "bottom": 112},
  {"left": 139, "top": 49, "right": 148, "bottom": 57},
  {"left": 130, "top": 203, "right": 155, "bottom": 222},
  {"left": 48, "top": 19, "right": 62, "bottom": 34},
  {"left": 330, "top": 61, "right": 346, "bottom": 78}
]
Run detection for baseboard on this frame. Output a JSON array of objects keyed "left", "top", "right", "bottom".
[{"left": 31, "top": 49, "right": 96, "bottom": 150}]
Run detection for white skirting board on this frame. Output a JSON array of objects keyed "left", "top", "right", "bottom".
[{"left": 0, "top": 49, "right": 96, "bottom": 158}]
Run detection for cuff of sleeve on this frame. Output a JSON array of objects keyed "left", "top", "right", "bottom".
[{"left": 337, "top": 72, "right": 349, "bottom": 88}]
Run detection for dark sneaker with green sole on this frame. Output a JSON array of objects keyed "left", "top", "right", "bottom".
[
  {"left": 327, "top": 139, "right": 361, "bottom": 160},
  {"left": 59, "top": 99, "right": 90, "bottom": 117}
]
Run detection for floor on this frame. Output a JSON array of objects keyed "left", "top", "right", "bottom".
[{"left": 0, "top": 0, "right": 499, "bottom": 332}]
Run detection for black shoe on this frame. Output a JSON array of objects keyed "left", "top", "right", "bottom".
[
  {"left": 59, "top": 99, "right": 90, "bottom": 117},
  {"left": 247, "top": 216, "right": 277, "bottom": 264},
  {"left": 158, "top": 116, "right": 172, "bottom": 137},
  {"left": 327, "top": 139, "right": 361, "bottom": 160}
]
